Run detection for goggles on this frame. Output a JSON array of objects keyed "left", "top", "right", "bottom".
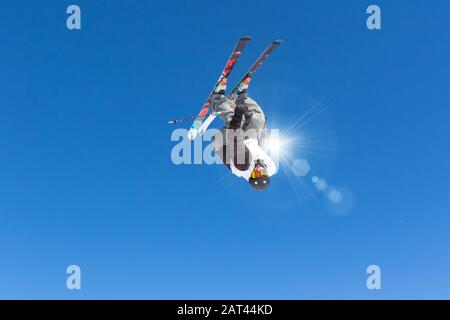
[{"left": 251, "top": 162, "right": 268, "bottom": 179}]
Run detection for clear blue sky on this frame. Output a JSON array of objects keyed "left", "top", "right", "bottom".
[{"left": 0, "top": 0, "right": 449, "bottom": 299}]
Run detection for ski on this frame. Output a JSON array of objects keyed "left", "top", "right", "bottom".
[
  {"left": 228, "top": 39, "right": 282, "bottom": 100},
  {"left": 187, "top": 36, "right": 251, "bottom": 140},
  {"left": 198, "top": 39, "right": 283, "bottom": 134}
]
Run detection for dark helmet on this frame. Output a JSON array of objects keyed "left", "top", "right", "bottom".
[
  {"left": 248, "top": 159, "right": 270, "bottom": 190},
  {"left": 249, "top": 175, "right": 270, "bottom": 190}
]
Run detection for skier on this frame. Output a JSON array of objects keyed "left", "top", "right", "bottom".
[
  {"left": 169, "top": 37, "right": 281, "bottom": 190},
  {"left": 210, "top": 91, "right": 277, "bottom": 190}
]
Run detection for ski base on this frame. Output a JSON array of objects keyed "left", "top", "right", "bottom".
[
  {"left": 188, "top": 36, "right": 251, "bottom": 140},
  {"left": 197, "top": 39, "right": 283, "bottom": 135}
]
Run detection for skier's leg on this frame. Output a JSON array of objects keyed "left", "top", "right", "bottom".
[
  {"left": 214, "top": 133, "right": 251, "bottom": 171},
  {"left": 212, "top": 96, "right": 251, "bottom": 171},
  {"left": 210, "top": 92, "right": 265, "bottom": 130},
  {"left": 210, "top": 94, "right": 235, "bottom": 158},
  {"left": 210, "top": 94, "right": 235, "bottom": 127},
  {"left": 234, "top": 93, "right": 266, "bottom": 139}
]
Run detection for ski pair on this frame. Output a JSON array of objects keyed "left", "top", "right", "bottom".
[
  {"left": 197, "top": 39, "right": 283, "bottom": 136},
  {"left": 186, "top": 36, "right": 251, "bottom": 140},
  {"left": 178, "top": 36, "right": 282, "bottom": 140}
]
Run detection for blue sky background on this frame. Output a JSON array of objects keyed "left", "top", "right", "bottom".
[{"left": 0, "top": 0, "right": 449, "bottom": 299}]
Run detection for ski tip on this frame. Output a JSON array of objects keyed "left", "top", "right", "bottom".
[
  {"left": 241, "top": 35, "right": 252, "bottom": 41},
  {"left": 168, "top": 120, "right": 175, "bottom": 124},
  {"left": 273, "top": 39, "right": 283, "bottom": 45}
]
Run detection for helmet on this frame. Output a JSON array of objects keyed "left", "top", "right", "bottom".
[
  {"left": 249, "top": 175, "right": 270, "bottom": 190},
  {"left": 248, "top": 159, "right": 270, "bottom": 190}
]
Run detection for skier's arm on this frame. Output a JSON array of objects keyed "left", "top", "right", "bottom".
[
  {"left": 244, "top": 139, "right": 278, "bottom": 176},
  {"left": 263, "top": 152, "right": 278, "bottom": 176}
]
